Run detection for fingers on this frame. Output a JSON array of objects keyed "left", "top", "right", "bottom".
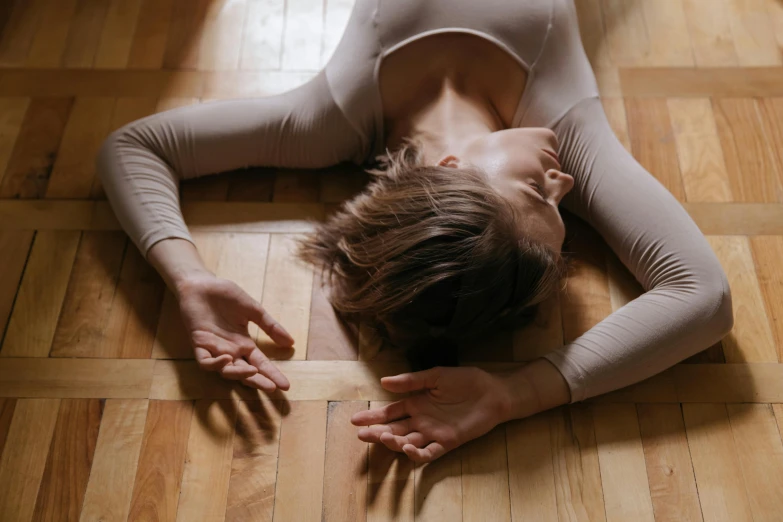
[
  {"left": 241, "top": 372, "right": 279, "bottom": 393},
  {"left": 244, "top": 299, "right": 295, "bottom": 347},
  {"left": 380, "top": 431, "right": 427, "bottom": 452},
  {"left": 220, "top": 358, "right": 257, "bottom": 380},
  {"left": 403, "top": 442, "right": 447, "bottom": 463},
  {"left": 356, "top": 419, "right": 414, "bottom": 443},
  {"left": 246, "top": 348, "right": 290, "bottom": 391},
  {"left": 194, "top": 349, "right": 232, "bottom": 371},
  {"left": 380, "top": 367, "right": 441, "bottom": 393},
  {"left": 351, "top": 401, "right": 408, "bottom": 426}
]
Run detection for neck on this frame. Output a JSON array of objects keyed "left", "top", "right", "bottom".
[{"left": 387, "top": 81, "right": 500, "bottom": 164}]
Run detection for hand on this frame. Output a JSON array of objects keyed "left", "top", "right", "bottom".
[
  {"left": 176, "top": 273, "right": 294, "bottom": 392},
  {"left": 350, "top": 366, "right": 515, "bottom": 463}
]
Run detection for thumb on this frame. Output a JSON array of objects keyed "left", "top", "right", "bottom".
[
  {"left": 243, "top": 297, "right": 295, "bottom": 347},
  {"left": 381, "top": 367, "right": 441, "bottom": 393}
]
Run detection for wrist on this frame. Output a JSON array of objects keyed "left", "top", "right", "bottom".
[
  {"left": 146, "top": 238, "right": 213, "bottom": 296},
  {"left": 494, "top": 358, "right": 571, "bottom": 422}
]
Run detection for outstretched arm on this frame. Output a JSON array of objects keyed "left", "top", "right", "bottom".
[{"left": 98, "top": 72, "right": 366, "bottom": 389}]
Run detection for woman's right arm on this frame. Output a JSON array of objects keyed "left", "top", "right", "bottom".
[{"left": 98, "top": 71, "right": 366, "bottom": 389}]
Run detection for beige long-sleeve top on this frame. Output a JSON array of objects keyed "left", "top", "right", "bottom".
[{"left": 98, "top": 0, "right": 733, "bottom": 402}]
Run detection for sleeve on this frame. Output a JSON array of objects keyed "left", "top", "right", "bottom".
[
  {"left": 545, "top": 96, "right": 734, "bottom": 402},
  {"left": 97, "top": 71, "right": 366, "bottom": 257}
]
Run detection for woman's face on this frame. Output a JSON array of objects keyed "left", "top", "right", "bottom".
[{"left": 439, "top": 127, "right": 574, "bottom": 252}]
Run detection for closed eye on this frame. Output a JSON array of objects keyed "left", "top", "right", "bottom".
[{"left": 529, "top": 181, "right": 547, "bottom": 199}]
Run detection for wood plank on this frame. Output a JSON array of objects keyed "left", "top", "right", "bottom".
[
  {"left": 103, "top": 245, "right": 166, "bottom": 359},
  {"left": 590, "top": 369, "right": 678, "bottom": 404},
  {"left": 706, "top": 236, "right": 777, "bottom": 362},
  {"left": 574, "top": 0, "right": 611, "bottom": 68},
  {"left": 591, "top": 404, "right": 655, "bottom": 522},
  {"left": 260, "top": 234, "right": 314, "bottom": 359},
  {"left": 127, "top": 0, "right": 175, "bottom": 69},
  {"left": 506, "top": 414, "right": 556, "bottom": 522},
  {"left": 560, "top": 217, "right": 612, "bottom": 343},
  {"left": 683, "top": 403, "right": 753, "bottom": 522},
  {"left": 601, "top": 0, "right": 650, "bottom": 66},
  {"left": 674, "top": 363, "right": 783, "bottom": 403},
  {"left": 366, "top": 400, "right": 414, "bottom": 522},
  {"left": 668, "top": 97, "right": 733, "bottom": 202},
  {"left": 93, "top": 0, "right": 144, "bottom": 69},
  {"left": 685, "top": 202, "right": 783, "bottom": 235},
  {"left": 0, "top": 358, "right": 154, "bottom": 399},
  {"left": 281, "top": 0, "right": 324, "bottom": 71},
  {"left": 0, "top": 98, "right": 29, "bottom": 187},
  {"left": 414, "top": 450, "right": 462, "bottom": 522},
  {"left": 640, "top": 0, "right": 694, "bottom": 66},
  {"left": 79, "top": 399, "right": 149, "bottom": 522},
  {"left": 128, "top": 400, "right": 193, "bottom": 522},
  {"left": 619, "top": 67, "right": 783, "bottom": 97},
  {"left": 461, "top": 427, "right": 511, "bottom": 522},
  {"left": 682, "top": 0, "right": 739, "bottom": 66},
  {"left": 0, "top": 398, "right": 16, "bottom": 459},
  {"left": 163, "top": 0, "right": 210, "bottom": 70},
  {"left": 774, "top": 404, "right": 783, "bottom": 444},
  {"left": 176, "top": 400, "right": 236, "bottom": 522},
  {"left": 198, "top": 0, "right": 246, "bottom": 71},
  {"left": 601, "top": 97, "right": 631, "bottom": 152},
  {"left": 31, "top": 398, "right": 103, "bottom": 522},
  {"left": 636, "top": 404, "right": 702, "bottom": 522},
  {"left": 2, "top": 230, "right": 80, "bottom": 358},
  {"left": 273, "top": 400, "right": 327, "bottom": 522},
  {"left": 726, "top": 403, "right": 783, "bottom": 522},
  {"left": 714, "top": 98, "right": 783, "bottom": 203},
  {"left": 25, "top": 0, "right": 78, "bottom": 68},
  {"left": 241, "top": 0, "right": 285, "bottom": 70},
  {"left": 50, "top": 231, "right": 128, "bottom": 358},
  {"left": 750, "top": 236, "right": 783, "bottom": 362},
  {"left": 323, "top": 401, "right": 369, "bottom": 522},
  {"left": 46, "top": 97, "right": 115, "bottom": 198},
  {"left": 307, "top": 278, "right": 359, "bottom": 360},
  {"left": 625, "top": 97, "right": 686, "bottom": 200},
  {"left": 727, "top": 0, "right": 782, "bottom": 66},
  {"left": 61, "top": 0, "right": 110, "bottom": 68},
  {"left": 757, "top": 97, "right": 783, "bottom": 197},
  {"left": 226, "top": 399, "right": 282, "bottom": 522},
  {"left": 0, "top": 399, "right": 60, "bottom": 522},
  {"left": 0, "top": 0, "right": 45, "bottom": 67},
  {"left": 0, "top": 230, "right": 34, "bottom": 342},
  {"left": 0, "top": 97, "right": 73, "bottom": 199}
]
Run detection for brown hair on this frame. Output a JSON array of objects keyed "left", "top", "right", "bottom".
[{"left": 298, "top": 141, "right": 566, "bottom": 366}]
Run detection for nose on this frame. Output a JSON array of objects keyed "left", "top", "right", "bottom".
[{"left": 547, "top": 169, "right": 575, "bottom": 200}]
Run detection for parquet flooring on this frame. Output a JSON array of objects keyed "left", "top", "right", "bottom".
[{"left": 1, "top": 0, "right": 782, "bottom": 520}]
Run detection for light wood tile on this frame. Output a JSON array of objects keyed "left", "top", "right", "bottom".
[
  {"left": 413, "top": 450, "right": 462, "bottom": 522},
  {"left": 0, "top": 398, "right": 16, "bottom": 458},
  {"left": 506, "top": 414, "right": 557, "bottom": 522},
  {"left": 273, "top": 400, "right": 328, "bottom": 522},
  {"left": 307, "top": 279, "right": 359, "bottom": 360},
  {"left": 127, "top": 0, "right": 174, "bottom": 69},
  {"left": 25, "top": 0, "right": 78, "bottom": 68},
  {"left": 0, "top": 97, "right": 29, "bottom": 186},
  {"left": 682, "top": 0, "right": 739, "bottom": 66},
  {"left": 79, "top": 399, "right": 149, "bottom": 522},
  {"left": 62, "top": 0, "right": 110, "bottom": 68},
  {"left": 750, "top": 236, "right": 783, "bottom": 362},
  {"left": 683, "top": 404, "right": 753, "bottom": 522},
  {"left": 163, "top": 0, "right": 210, "bottom": 70},
  {"left": 0, "top": 398, "right": 60, "bottom": 522},
  {"left": 2, "top": 230, "right": 80, "bottom": 358},
  {"left": 462, "top": 427, "right": 511, "bottom": 522},
  {"left": 727, "top": 0, "right": 783, "bottom": 66},
  {"left": 640, "top": 0, "right": 694, "bottom": 67},
  {"left": 198, "top": 0, "right": 246, "bottom": 71},
  {"left": 94, "top": 0, "right": 144, "bottom": 69},
  {"left": 0, "top": 229, "right": 33, "bottom": 342},
  {"left": 323, "top": 401, "right": 369, "bottom": 522}
]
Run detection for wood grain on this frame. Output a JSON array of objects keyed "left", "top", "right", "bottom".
[
  {"left": 513, "top": 291, "right": 563, "bottom": 361},
  {"left": 2, "top": 230, "right": 80, "bottom": 358},
  {"left": 198, "top": 0, "right": 246, "bottom": 71},
  {"left": 79, "top": 399, "right": 149, "bottom": 522},
  {"left": 668, "top": 97, "right": 734, "bottom": 202},
  {"left": 750, "top": 236, "right": 783, "bottom": 362},
  {"left": 176, "top": 399, "right": 236, "bottom": 522},
  {"left": 0, "top": 229, "right": 33, "bottom": 342},
  {"left": 0, "top": 0, "right": 45, "bottom": 67},
  {"left": 726, "top": 0, "right": 782, "bottom": 66},
  {"left": 273, "top": 400, "right": 328, "bottom": 522},
  {"left": 506, "top": 414, "right": 556, "bottom": 522},
  {"left": 323, "top": 401, "right": 369, "bottom": 522},
  {"left": 25, "top": 0, "right": 78, "bottom": 68},
  {"left": 226, "top": 399, "right": 282, "bottom": 522},
  {"left": 0, "top": 97, "right": 29, "bottom": 186},
  {"left": 707, "top": 236, "right": 777, "bottom": 362},
  {"left": 0, "top": 398, "right": 17, "bottom": 458},
  {"left": 51, "top": 231, "right": 127, "bottom": 358},
  {"left": 0, "top": 398, "right": 60, "bottom": 522},
  {"left": 0, "top": 97, "right": 73, "bottom": 199},
  {"left": 307, "top": 278, "right": 359, "bottom": 360},
  {"left": 682, "top": 0, "right": 739, "bottom": 66},
  {"left": 46, "top": 97, "right": 114, "bottom": 198},
  {"left": 163, "top": 0, "right": 210, "bottom": 70},
  {"left": 127, "top": 0, "right": 174, "bottom": 69},
  {"left": 462, "top": 427, "right": 511, "bottom": 522},
  {"left": 640, "top": 0, "right": 694, "bottom": 67},
  {"left": 414, "top": 450, "right": 462, "bottom": 522},
  {"left": 592, "top": 404, "right": 655, "bottom": 522},
  {"left": 683, "top": 403, "right": 753, "bottom": 522},
  {"left": 128, "top": 400, "right": 193, "bottom": 522},
  {"left": 31, "top": 398, "right": 103, "bottom": 522},
  {"left": 93, "top": 0, "right": 143, "bottom": 69},
  {"left": 62, "top": 0, "right": 109, "bottom": 68},
  {"left": 726, "top": 403, "right": 783, "bottom": 522},
  {"left": 637, "top": 404, "right": 702, "bottom": 522}
]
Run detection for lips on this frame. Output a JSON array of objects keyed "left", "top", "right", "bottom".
[{"left": 544, "top": 148, "right": 561, "bottom": 168}]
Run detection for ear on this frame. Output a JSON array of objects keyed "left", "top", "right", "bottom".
[{"left": 437, "top": 155, "right": 460, "bottom": 168}]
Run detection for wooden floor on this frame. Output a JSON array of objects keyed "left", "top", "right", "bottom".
[{"left": 1, "top": 0, "right": 783, "bottom": 520}]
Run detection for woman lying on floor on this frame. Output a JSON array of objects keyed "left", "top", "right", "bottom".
[{"left": 98, "top": 0, "right": 733, "bottom": 463}]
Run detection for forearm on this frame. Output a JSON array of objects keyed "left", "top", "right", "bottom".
[
  {"left": 497, "top": 358, "right": 571, "bottom": 421},
  {"left": 147, "top": 238, "right": 212, "bottom": 296}
]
